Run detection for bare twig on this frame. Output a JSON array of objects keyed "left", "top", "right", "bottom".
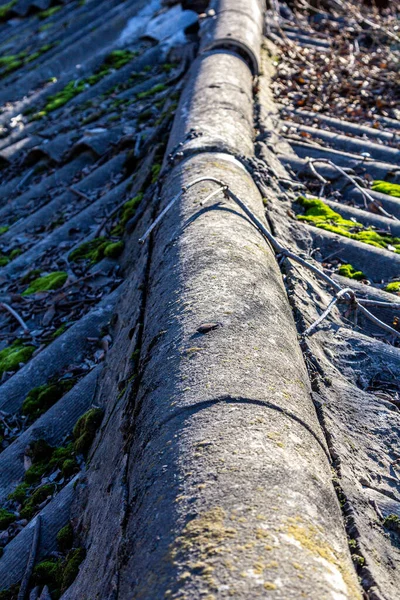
[
  {"left": 303, "top": 288, "right": 355, "bottom": 337},
  {"left": 0, "top": 302, "right": 30, "bottom": 333},
  {"left": 17, "top": 516, "right": 41, "bottom": 600},
  {"left": 307, "top": 158, "right": 398, "bottom": 221},
  {"left": 357, "top": 299, "right": 400, "bottom": 310},
  {"left": 69, "top": 187, "right": 91, "bottom": 202}
]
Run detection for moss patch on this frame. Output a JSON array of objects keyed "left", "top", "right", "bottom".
[
  {"left": 38, "top": 6, "right": 61, "bottom": 19},
  {"left": 61, "top": 548, "right": 86, "bottom": 591},
  {"left": 33, "top": 548, "right": 85, "bottom": 597},
  {"left": 0, "top": 0, "right": 16, "bottom": 21},
  {"left": 104, "top": 240, "right": 124, "bottom": 258},
  {"left": 57, "top": 523, "right": 74, "bottom": 552},
  {"left": 297, "top": 196, "right": 400, "bottom": 252},
  {"left": 151, "top": 163, "right": 161, "bottom": 184},
  {"left": 0, "top": 43, "right": 56, "bottom": 78},
  {"left": 111, "top": 193, "right": 143, "bottom": 236},
  {"left": 22, "top": 271, "right": 68, "bottom": 296},
  {"left": 69, "top": 237, "right": 123, "bottom": 263},
  {"left": 385, "top": 281, "right": 400, "bottom": 294},
  {"left": 383, "top": 514, "right": 400, "bottom": 534},
  {"left": 338, "top": 264, "right": 366, "bottom": 281},
  {"left": 21, "top": 379, "right": 75, "bottom": 418},
  {"left": 0, "top": 341, "right": 35, "bottom": 377},
  {"left": 137, "top": 83, "right": 166, "bottom": 100},
  {"left": 7, "top": 482, "right": 29, "bottom": 503},
  {"left": 371, "top": 181, "right": 400, "bottom": 198},
  {"left": 0, "top": 508, "right": 15, "bottom": 529},
  {"left": 20, "top": 484, "right": 55, "bottom": 519},
  {"left": 36, "top": 50, "right": 137, "bottom": 118},
  {"left": 73, "top": 408, "right": 103, "bottom": 455}
]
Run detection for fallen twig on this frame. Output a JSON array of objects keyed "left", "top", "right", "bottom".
[
  {"left": 0, "top": 302, "right": 30, "bottom": 333},
  {"left": 303, "top": 288, "right": 355, "bottom": 337},
  {"left": 69, "top": 187, "right": 91, "bottom": 203},
  {"left": 17, "top": 516, "right": 41, "bottom": 600},
  {"left": 307, "top": 158, "right": 398, "bottom": 221}
]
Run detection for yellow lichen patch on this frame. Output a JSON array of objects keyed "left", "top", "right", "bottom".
[
  {"left": 264, "top": 582, "right": 277, "bottom": 590},
  {"left": 266, "top": 432, "right": 285, "bottom": 448},
  {"left": 253, "top": 561, "right": 265, "bottom": 575},
  {"left": 172, "top": 507, "right": 236, "bottom": 560},
  {"left": 255, "top": 528, "right": 270, "bottom": 539},
  {"left": 284, "top": 518, "right": 362, "bottom": 599}
]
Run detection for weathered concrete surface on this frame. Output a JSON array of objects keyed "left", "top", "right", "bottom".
[
  {"left": 63, "top": 151, "right": 361, "bottom": 600},
  {"left": 166, "top": 50, "right": 255, "bottom": 160},
  {"left": 256, "top": 59, "right": 400, "bottom": 600},
  {"left": 200, "top": 0, "right": 264, "bottom": 75},
  {"left": 58, "top": 3, "right": 365, "bottom": 598}
]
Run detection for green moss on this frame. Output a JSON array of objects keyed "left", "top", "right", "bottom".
[
  {"left": 385, "top": 281, "right": 400, "bottom": 294},
  {"left": 73, "top": 408, "right": 103, "bottom": 456},
  {"left": 104, "top": 240, "right": 124, "bottom": 258},
  {"left": 383, "top": 513, "right": 400, "bottom": 534},
  {"left": 0, "top": 508, "right": 15, "bottom": 529},
  {"left": 7, "top": 482, "right": 29, "bottom": 503},
  {"left": 61, "top": 548, "right": 86, "bottom": 591},
  {"left": 0, "top": 585, "right": 19, "bottom": 600},
  {"left": 9, "top": 248, "right": 21, "bottom": 259},
  {"left": 0, "top": 341, "right": 35, "bottom": 377},
  {"left": 69, "top": 237, "right": 107, "bottom": 263},
  {"left": 0, "top": 245, "right": 24, "bottom": 266},
  {"left": 57, "top": 523, "right": 74, "bottom": 552},
  {"left": 137, "top": 109, "right": 153, "bottom": 124},
  {"left": 111, "top": 193, "right": 143, "bottom": 236},
  {"left": 22, "top": 271, "right": 67, "bottom": 296},
  {"left": 151, "top": 163, "right": 161, "bottom": 184},
  {"left": 23, "top": 442, "right": 76, "bottom": 486},
  {"left": 338, "top": 264, "right": 366, "bottom": 281},
  {"left": 21, "top": 380, "right": 75, "bottom": 418},
  {"left": 352, "top": 554, "right": 365, "bottom": 566},
  {"left": 38, "top": 50, "right": 136, "bottom": 117},
  {"left": 371, "top": 181, "right": 400, "bottom": 198},
  {"left": 137, "top": 83, "right": 167, "bottom": 100},
  {"left": 52, "top": 323, "right": 67, "bottom": 338},
  {"left": 104, "top": 49, "right": 137, "bottom": 70},
  {"left": 0, "top": 0, "right": 17, "bottom": 21},
  {"left": 20, "top": 484, "right": 55, "bottom": 519},
  {"left": 0, "top": 226, "right": 9, "bottom": 235},
  {"left": 0, "top": 43, "right": 56, "bottom": 78},
  {"left": 69, "top": 237, "right": 124, "bottom": 263},
  {"left": 162, "top": 63, "right": 176, "bottom": 73},
  {"left": 38, "top": 6, "right": 61, "bottom": 19},
  {"left": 297, "top": 196, "right": 400, "bottom": 252},
  {"left": 30, "top": 438, "right": 53, "bottom": 462},
  {"left": 39, "top": 22, "right": 54, "bottom": 32},
  {"left": 24, "top": 462, "right": 48, "bottom": 485},
  {"left": 33, "top": 558, "right": 62, "bottom": 591},
  {"left": 61, "top": 458, "right": 78, "bottom": 478},
  {"left": 20, "top": 269, "right": 41, "bottom": 284}
]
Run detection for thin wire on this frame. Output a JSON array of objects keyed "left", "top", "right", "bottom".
[{"left": 139, "top": 178, "right": 400, "bottom": 339}]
